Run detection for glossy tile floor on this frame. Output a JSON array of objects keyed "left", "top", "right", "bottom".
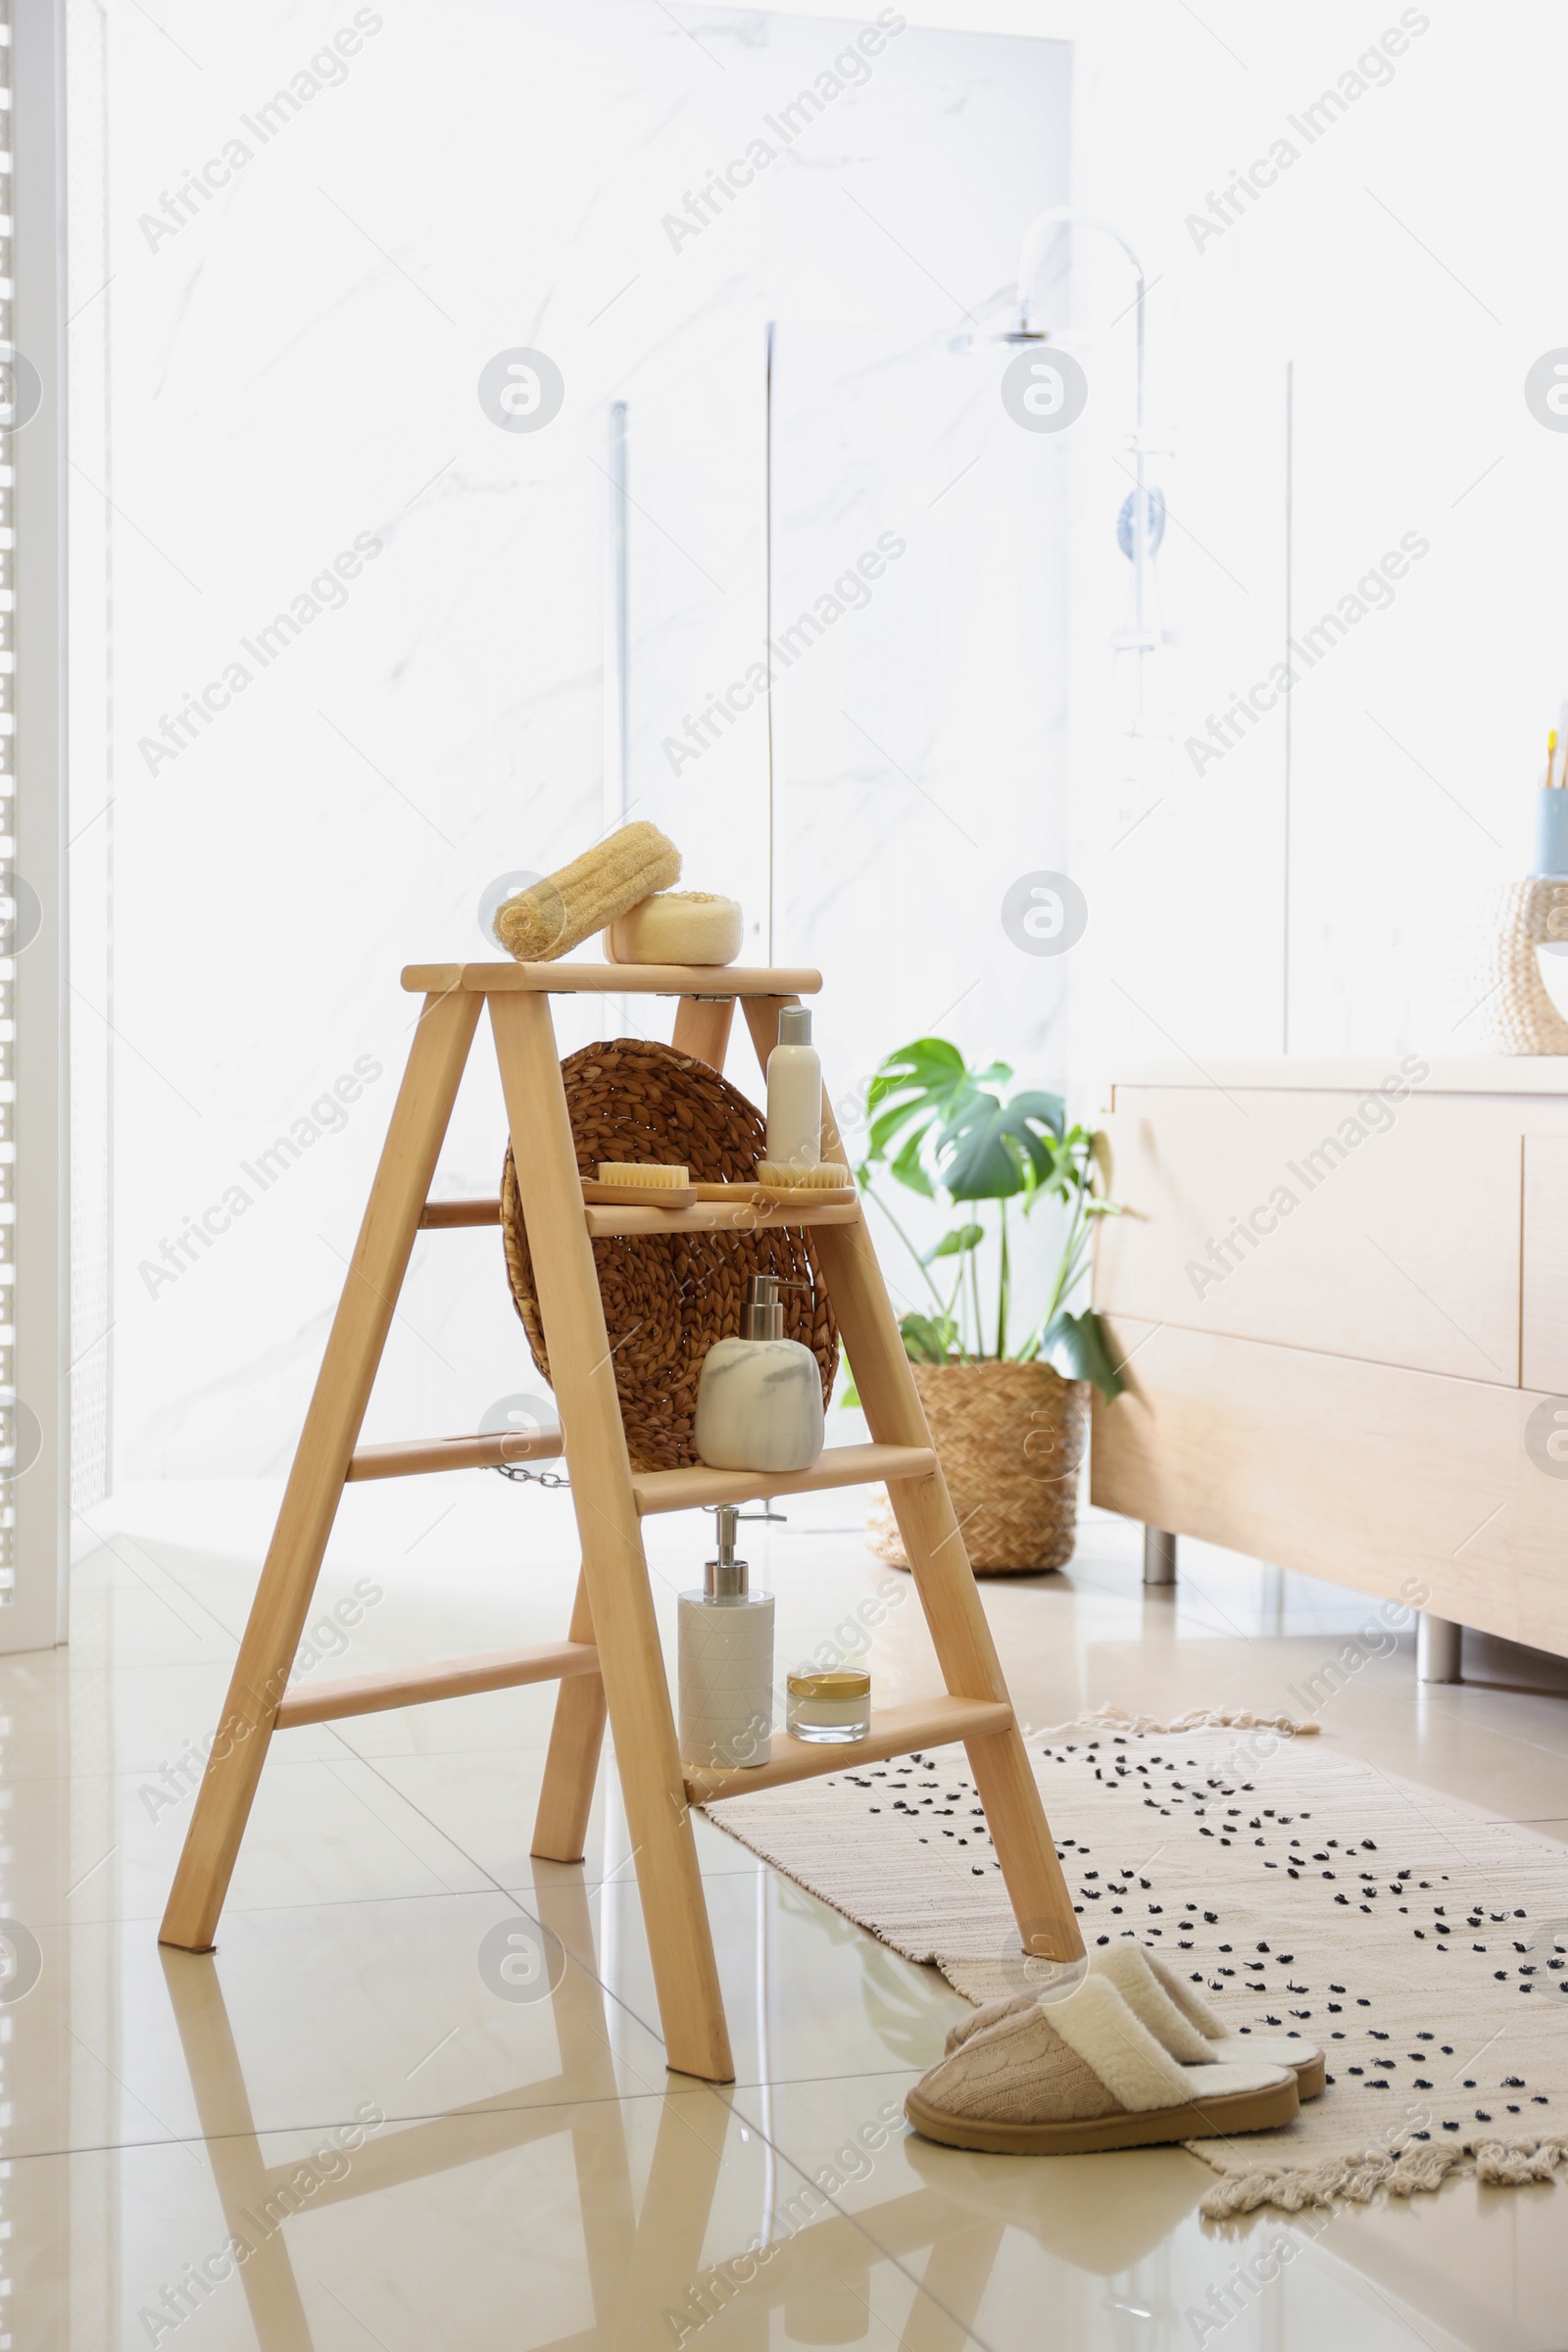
[{"left": 12, "top": 1455, "right": 1568, "bottom": 2349}]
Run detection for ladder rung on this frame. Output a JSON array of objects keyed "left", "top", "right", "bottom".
[
  {"left": 347, "top": 1431, "right": 563, "bottom": 1481},
  {"left": 584, "top": 1200, "right": 861, "bottom": 1238},
  {"left": 275, "top": 1641, "right": 599, "bottom": 1728},
  {"left": 403, "top": 960, "right": 822, "bottom": 998},
  {"left": 631, "top": 1443, "right": 936, "bottom": 1516},
  {"left": 419, "top": 1199, "right": 501, "bottom": 1228},
  {"left": 684, "top": 1695, "right": 1013, "bottom": 1803}
]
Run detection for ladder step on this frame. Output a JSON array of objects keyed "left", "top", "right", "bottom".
[
  {"left": 403, "top": 960, "right": 822, "bottom": 998},
  {"left": 275, "top": 1641, "right": 599, "bottom": 1728},
  {"left": 419, "top": 1199, "right": 501, "bottom": 1228},
  {"left": 585, "top": 1199, "right": 861, "bottom": 1238},
  {"left": 631, "top": 1442, "right": 936, "bottom": 1516},
  {"left": 346, "top": 1431, "right": 563, "bottom": 1481},
  {"left": 684, "top": 1695, "right": 1013, "bottom": 1803}
]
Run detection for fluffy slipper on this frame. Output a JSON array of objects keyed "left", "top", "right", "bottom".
[
  {"left": 1094, "top": 1943, "right": 1326, "bottom": 2100},
  {"left": 942, "top": 1947, "right": 1324, "bottom": 2100},
  {"left": 906, "top": 1973, "right": 1299, "bottom": 2156},
  {"left": 944, "top": 1992, "right": 1037, "bottom": 2056}
]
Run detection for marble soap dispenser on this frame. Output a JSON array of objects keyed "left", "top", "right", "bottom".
[
  {"left": 677, "top": 1505, "right": 775, "bottom": 1770},
  {"left": 694, "top": 1274, "right": 825, "bottom": 1474}
]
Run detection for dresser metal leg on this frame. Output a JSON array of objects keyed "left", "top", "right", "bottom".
[
  {"left": 1417, "top": 1612, "right": 1461, "bottom": 1684},
  {"left": 1143, "top": 1527, "right": 1177, "bottom": 1587}
]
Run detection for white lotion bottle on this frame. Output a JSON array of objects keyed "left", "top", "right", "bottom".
[
  {"left": 766, "top": 1005, "right": 822, "bottom": 1172},
  {"left": 678, "top": 1506, "right": 774, "bottom": 1770},
  {"left": 694, "top": 1274, "right": 825, "bottom": 1474}
]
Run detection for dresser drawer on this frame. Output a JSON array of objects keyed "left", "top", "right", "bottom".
[
  {"left": 1089, "top": 1319, "right": 1568, "bottom": 1654},
  {"left": 1094, "top": 1102, "right": 1521, "bottom": 1385},
  {"left": 1523, "top": 1135, "right": 1568, "bottom": 1393}
]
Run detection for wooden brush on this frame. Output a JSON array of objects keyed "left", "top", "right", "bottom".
[
  {"left": 754, "top": 1159, "right": 855, "bottom": 1203},
  {"left": 756, "top": 1160, "right": 851, "bottom": 1188},
  {"left": 582, "top": 1162, "right": 696, "bottom": 1209},
  {"left": 595, "top": 1162, "right": 690, "bottom": 1189}
]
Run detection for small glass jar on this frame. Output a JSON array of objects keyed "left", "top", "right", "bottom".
[{"left": 786, "top": 1669, "right": 871, "bottom": 1744}]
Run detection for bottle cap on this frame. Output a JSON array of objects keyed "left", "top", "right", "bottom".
[
  {"left": 777, "top": 1005, "right": 812, "bottom": 1047},
  {"left": 786, "top": 1669, "right": 870, "bottom": 1698}
]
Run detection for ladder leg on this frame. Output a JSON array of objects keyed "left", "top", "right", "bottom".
[
  {"left": 538, "top": 986, "right": 731, "bottom": 1855},
  {"left": 671, "top": 993, "right": 734, "bottom": 1072},
  {"left": 531, "top": 1567, "right": 608, "bottom": 1861},
  {"left": 490, "top": 989, "right": 734, "bottom": 2082},
  {"left": 885, "top": 1458, "right": 1082, "bottom": 1962},
  {"left": 740, "top": 995, "right": 1082, "bottom": 1967},
  {"left": 159, "top": 990, "right": 482, "bottom": 1952}
]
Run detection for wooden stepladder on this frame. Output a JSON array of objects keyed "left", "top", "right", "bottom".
[{"left": 159, "top": 960, "right": 1083, "bottom": 2081}]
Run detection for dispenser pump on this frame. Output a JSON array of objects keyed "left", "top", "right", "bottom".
[
  {"left": 702, "top": 1503, "right": 786, "bottom": 1598},
  {"left": 778, "top": 1006, "right": 812, "bottom": 1047},
  {"left": 705, "top": 1505, "right": 749, "bottom": 1599},
  {"left": 741, "top": 1272, "right": 810, "bottom": 1341}
]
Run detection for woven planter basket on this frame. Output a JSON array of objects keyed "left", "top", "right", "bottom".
[
  {"left": 500, "top": 1037, "right": 838, "bottom": 1473},
  {"left": 867, "top": 1359, "right": 1088, "bottom": 1575}
]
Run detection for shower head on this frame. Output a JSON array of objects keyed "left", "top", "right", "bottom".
[
  {"left": 1011, "top": 208, "right": 1147, "bottom": 408},
  {"left": 948, "top": 309, "right": 1054, "bottom": 357},
  {"left": 953, "top": 209, "right": 1147, "bottom": 362}
]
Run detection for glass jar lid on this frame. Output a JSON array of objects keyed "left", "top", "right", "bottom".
[{"left": 786, "top": 1669, "right": 870, "bottom": 1698}]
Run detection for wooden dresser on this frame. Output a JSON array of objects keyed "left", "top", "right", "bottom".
[{"left": 1090, "top": 1058, "right": 1568, "bottom": 1670}]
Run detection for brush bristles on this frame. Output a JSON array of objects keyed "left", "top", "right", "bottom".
[
  {"left": 596, "top": 1161, "right": 690, "bottom": 1188},
  {"left": 755, "top": 1160, "right": 852, "bottom": 1188}
]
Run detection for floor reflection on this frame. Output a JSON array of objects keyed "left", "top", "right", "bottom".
[
  {"left": 158, "top": 1866, "right": 1213, "bottom": 2350},
  {"left": 161, "top": 1873, "right": 644, "bottom": 2349}
]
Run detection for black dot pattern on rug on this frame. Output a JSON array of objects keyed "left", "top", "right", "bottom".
[{"left": 788, "top": 1729, "right": 1568, "bottom": 2153}]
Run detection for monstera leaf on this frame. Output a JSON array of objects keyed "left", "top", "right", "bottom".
[
  {"left": 866, "top": 1037, "right": 1062, "bottom": 1202},
  {"left": 939, "top": 1088, "right": 1063, "bottom": 1200},
  {"left": 1043, "top": 1308, "right": 1125, "bottom": 1400},
  {"left": 898, "top": 1311, "right": 958, "bottom": 1364},
  {"left": 922, "top": 1222, "right": 985, "bottom": 1264},
  {"left": 866, "top": 1039, "right": 996, "bottom": 1166}
]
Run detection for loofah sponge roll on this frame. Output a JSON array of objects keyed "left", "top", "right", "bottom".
[
  {"left": 493, "top": 820, "right": 680, "bottom": 962},
  {"left": 606, "top": 890, "right": 743, "bottom": 967}
]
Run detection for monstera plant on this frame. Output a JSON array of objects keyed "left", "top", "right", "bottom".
[
  {"left": 851, "top": 1037, "right": 1123, "bottom": 1575},
  {"left": 857, "top": 1036, "right": 1124, "bottom": 1393}
]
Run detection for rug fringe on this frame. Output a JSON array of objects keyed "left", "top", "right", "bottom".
[
  {"left": 1039, "top": 1700, "right": 1320, "bottom": 1741},
  {"left": 1199, "top": 2133, "right": 1568, "bottom": 2216}
]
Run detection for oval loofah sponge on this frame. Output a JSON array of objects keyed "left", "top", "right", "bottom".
[
  {"left": 607, "top": 891, "right": 743, "bottom": 967},
  {"left": 493, "top": 821, "right": 681, "bottom": 962}
]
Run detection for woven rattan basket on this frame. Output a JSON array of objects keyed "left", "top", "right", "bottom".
[
  {"left": 1474, "top": 875, "right": 1568, "bottom": 1053},
  {"left": 501, "top": 1037, "right": 838, "bottom": 1473},
  {"left": 867, "top": 1359, "right": 1088, "bottom": 1574}
]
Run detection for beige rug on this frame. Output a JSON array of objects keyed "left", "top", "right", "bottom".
[{"left": 703, "top": 1707, "right": 1568, "bottom": 2213}]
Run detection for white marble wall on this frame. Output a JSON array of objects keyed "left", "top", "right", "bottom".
[
  {"left": 97, "top": 2, "right": 1071, "bottom": 1478},
  {"left": 1051, "top": 0, "right": 1568, "bottom": 1095}
]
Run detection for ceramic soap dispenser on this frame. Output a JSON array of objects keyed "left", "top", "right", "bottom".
[
  {"left": 677, "top": 1505, "right": 776, "bottom": 1770},
  {"left": 694, "top": 1274, "right": 825, "bottom": 1474}
]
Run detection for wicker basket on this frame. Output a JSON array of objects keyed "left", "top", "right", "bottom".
[
  {"left": 1474, "top": 875, "right": 1568, "bottom": 1053},
  {"left": 867, "top": 1359, "right": 1088, "bottom": 1574},
  {"left": 500, "top": 1037, "right": 838, "bottom": 1473}
]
